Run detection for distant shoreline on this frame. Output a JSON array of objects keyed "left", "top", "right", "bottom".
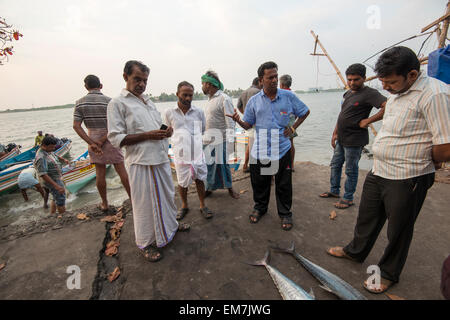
[{"left": 0, "top": 88, "right": 345, "bottom": 114}]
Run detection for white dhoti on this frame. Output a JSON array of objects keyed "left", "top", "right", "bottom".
[
  {"left": 127, "top": 162, "right": 178, "bottom": 249},
  {"left": 175, "top": 160, "right": 207, "bottom": 188}
]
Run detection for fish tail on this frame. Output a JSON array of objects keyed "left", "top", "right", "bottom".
[
  {"left": 269, "top": 241, "right": 295, "bottom": 254},
  {"left": 245, "top": 250, "right": 270, "bottom": 267}
]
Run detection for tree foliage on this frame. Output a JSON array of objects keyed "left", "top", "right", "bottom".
[{"left": 0, "top": 17, "right": 23, "bottom": 65}]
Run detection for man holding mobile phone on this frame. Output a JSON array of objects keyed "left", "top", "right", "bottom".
[{"left": 107, "top": 60, "right": 189, "bottom": 263}]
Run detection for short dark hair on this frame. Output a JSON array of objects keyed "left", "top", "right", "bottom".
[
  {"left": 345, "top": 64, "right": 366, "bottom": 77},
  {"left": 124, "top": 60, "right": 150, "bottom": 76},
  {"left": 252, "top": 77, "right": 260, "bottom": 86},
  {"left": 280, "top": 74, "right": 292, "bottom": 88},
  {"left": 257, "top": 61, "right": 278, "bottom": 78},
  {"left": 84, "top": 74, "right": 101, "bottom": 89},
  {"left": 375, "top": 46, "right": 420, "bottom": 78},
  {"left": 177, "top": 81, "right": 194, "bottom": 92},
  {"left": 41, "top": 136, "right": 58, "bottom": 146}
]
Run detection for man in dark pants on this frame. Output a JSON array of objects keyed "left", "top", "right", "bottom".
[
  {"left": 227, "top": 61, "right": 310, "bottom": 231},
  {"left": 327, "top": 46, "right": 450, "bottom": 294},
  {"left": 319, "top": 63, "right": 386, "bottom": 209}
]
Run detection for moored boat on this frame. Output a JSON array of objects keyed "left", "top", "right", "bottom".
[
  {"left": 62, "top": 151, "right": 110, "bottom": 194},
  {"left": 0, "top": 140, "right": 73, "bottom": 196},
  {"left": 0, "top": 146, "right": 38, "bottom": 171},
  {"left": 0, "top": 145, "right": 21, "bottom": 162}
]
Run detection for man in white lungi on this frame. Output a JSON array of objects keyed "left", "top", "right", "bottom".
[
  {"left": 165, "top": 81, "right": 214, "bottom": 220},
  {"left": 107, "top": 60, "right": 189, "bottom": 263}
]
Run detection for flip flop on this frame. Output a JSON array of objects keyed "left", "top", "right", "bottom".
[
  {"left": 140, "top": 245, "right": 163, "bottom": 262},
  {"left": 363, "top": 277, "right": 395, "bottom": 294},
  {"left": 334, "top": 199, "right": 354, "bottom": 209},
  {"left": 177, "top": 222, "right": 190, "bottom": 232},
  {"left": 281, "top": 216, "right": 293, "bottom": 231},
  {"left": 326, "top": 247, "right": 357, "bottom": 262},
  {"left": 200, "top": 207, "right": 213, "bottom": 219},
  {"left": 319, "top": 192, "right": 340, "bottom": 198},
  {"left": 176, "top": 208, "right": 189, "bottom": 220},
  {"left": 249, "top": 210, "right": 263, "bottom": 224}
]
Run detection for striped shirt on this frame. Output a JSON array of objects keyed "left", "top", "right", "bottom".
[
  {"left": 372, "top": 73, "right": 450, "bottom": 180},
  {"left": 34, "top": 148, "right": 63, "bottom": 187},
  {"left": 74, "top": 90, "right": 111, "bottom": 129}
]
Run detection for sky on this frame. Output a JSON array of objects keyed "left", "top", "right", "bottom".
[{"left": 0, "top": 0, "right": 447, "bottom": 110}]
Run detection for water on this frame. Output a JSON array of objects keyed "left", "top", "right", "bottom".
[{"left": 0, "top": 91, "right": 380, "bottom": 227}]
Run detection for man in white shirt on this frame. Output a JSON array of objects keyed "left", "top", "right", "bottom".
[
  {"left": 107, "top": 60, "right": 189, "bottom": 263},
  {"left": 165, "top": 81, "right": 213, "bottom": 220},
  {"left": 201, "top": 70, "right": 240, "bottom": 199},
  {"left": 327, "top": 46, "right": 450, "bottom": 294}
]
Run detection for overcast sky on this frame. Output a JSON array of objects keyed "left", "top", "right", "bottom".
[{"left": 0, "top": 0, "right": 446, "bottom": 110}]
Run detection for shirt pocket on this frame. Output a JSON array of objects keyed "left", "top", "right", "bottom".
[
  {"left": 278, "top": 109, "right": 290, "bottom": 127},
  {"left": 390, "top": 98, "right": 423, "bottom": 135}
]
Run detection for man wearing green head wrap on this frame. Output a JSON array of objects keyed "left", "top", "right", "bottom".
[{"left": 201, "top": 70, "right": 240, "bottom": 201}]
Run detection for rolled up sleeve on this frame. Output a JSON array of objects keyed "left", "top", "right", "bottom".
[
  {"left": 291, "top": 94, "right": 309, "bottom": 118},
  {"left": 242, "top": 98, "right": 256, "bottom": 126},
  {"left": 107, "top": 99, "right": 127, "bottom": 149}
]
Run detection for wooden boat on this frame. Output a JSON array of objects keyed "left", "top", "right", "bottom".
[
  {"left": 62, "top": 151, "right": 109, "bottom": 194},
  {"left": 0, "top": 146, "right": 38, "bottom": 171},
  {"left": 0, "top": 146, "right": 21, "bottom": 162},
  {"left": 0, "top": 140, "right": 72, "bottom": 196}
]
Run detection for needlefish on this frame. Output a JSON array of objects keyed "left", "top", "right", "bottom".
[
  {"left": 248, "top": 250, "right": 315, "bottom": 300},
  {"left": 271, "top": 241, "right": 367, "bottom": 300}
]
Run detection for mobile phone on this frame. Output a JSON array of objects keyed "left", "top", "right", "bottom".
[{"left": 160, "top": 124, "right": 168, "bottom": 130}]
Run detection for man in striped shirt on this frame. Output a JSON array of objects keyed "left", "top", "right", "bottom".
[
  {"left": 73, "top": 75, "right": 130, "bottom": 212},
  {"left": 327, "top": 46, "right": 450, "bottom": 294}
]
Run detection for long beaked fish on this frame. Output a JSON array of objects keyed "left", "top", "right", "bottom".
[
  {"left": 248, "top": 250, "right": 315, "bottom": 300},
  {"left": 271, "top": 241, "right": 367, "bottom": 300}
]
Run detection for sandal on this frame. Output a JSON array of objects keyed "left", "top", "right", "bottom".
[
  {"left": 326, "top": 246, "right": 357, "bottom": 261},
  {"left": 200, "top": 207, "right": 213, "bottom": 219},
  {"left": 363, "top": 277, "right": 395, "bottom": 294},
  {"left": 177, "top": 222, "right": 191, "bottom": 232},
  {"left": 334, "top": 199, "right": 354, "bottom": 209},
  {"left": 140, "top": 245, "right": 163, "bottom": 262},
  {"left": 249, "top": 210, "right": 263, "bottom": 224},
  {"left": 176, "top": 208, "right": 189, "bottom": 220},
  {"left": 319, "top": 192, "right": 340, "bottom": 198},
  {"left": 281, "top": 216, "right": 293, "bottom": 231}
]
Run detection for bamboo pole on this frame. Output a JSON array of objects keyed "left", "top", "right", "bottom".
[
  {"left": 310, "top": 30, "right": 347, "bottom": 89},
  {"left": 421, "top": 11, "right": 450, "bottom": 33},
  {"left": 310, "top": 30, "right": 378, "bottom": 135},
  {"left": 438, "top": 1, "right": 450, "bottom": 48}
]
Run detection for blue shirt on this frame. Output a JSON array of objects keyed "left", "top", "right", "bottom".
[{"left": 243, "top": 89, "right": 309, "bottom": 160}]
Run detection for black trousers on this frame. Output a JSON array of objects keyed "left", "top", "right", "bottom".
[
  {"left": 249, "top": 149, "right": 292, "bottom": 218},
  {"left": 344, "top": 171, "right": 435, "bottom": 282}
]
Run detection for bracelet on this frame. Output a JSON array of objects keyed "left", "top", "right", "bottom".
[{"left": 290, "top": 126, "right": 296, "bottom": 133}]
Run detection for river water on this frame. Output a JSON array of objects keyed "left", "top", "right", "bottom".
[{"left": 0, "top": 91, "right": 381, "bottom": 227}]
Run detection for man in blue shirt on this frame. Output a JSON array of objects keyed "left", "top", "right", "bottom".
[{"left": 227, "top": 61, "right": 310, "bottom": 230}]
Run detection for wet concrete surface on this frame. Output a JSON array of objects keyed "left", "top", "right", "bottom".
[{"left": 1, "top": 162, "right": 449, "bottom": 300}]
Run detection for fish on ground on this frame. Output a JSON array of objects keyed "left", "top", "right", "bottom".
[
  {"left": 271, "top": 241, "right": 367, "bottom": 300},
  {"left": 247, "top": 250, "right": 315, "bottom": 300}
]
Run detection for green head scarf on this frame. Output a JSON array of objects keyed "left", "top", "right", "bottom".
[{"left": 201, "top": 74, "right": 224, "bottom": 91}]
